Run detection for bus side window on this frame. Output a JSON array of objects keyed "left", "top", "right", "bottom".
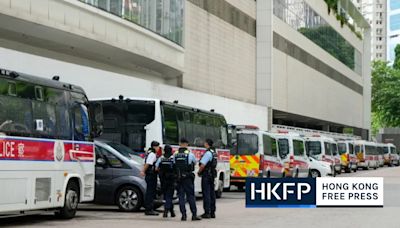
[
  {"left": 73, "top": 104, "right": 90, "bottom": 141},
  {"left": 278, "top": 139, "right": 289, "bottom": 159}
]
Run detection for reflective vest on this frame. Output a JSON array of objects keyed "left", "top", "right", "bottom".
[{"left": 174, "top": 148, "right": 193, "bottom": 178}]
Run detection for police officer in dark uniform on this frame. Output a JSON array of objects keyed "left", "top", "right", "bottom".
[
  {"left": 198, "top": 139, "right": 217, "bottom": 219},
  {"left": 155, "top": 145, "right": 176, "bottom": 218},
  {"left": 141, "top": 141, "right": 160, "bottom": 216},
  {"left": 174, "top": 138, "right": 201, "bottom": 221}
]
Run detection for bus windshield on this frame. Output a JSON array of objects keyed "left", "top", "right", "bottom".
[
  {"left": 306, "top": 141, "right": 321, "bottom": 156},
  {"left": 98, "top": 100, "right": 155, "bottom": 152},
  {"left": 236, "top": 133, "right": 258, "bottom": 155},
  {"left": 338, "top": 143, "right": 347, "bottom": 155}
]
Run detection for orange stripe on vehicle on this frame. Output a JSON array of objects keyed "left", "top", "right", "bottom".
[{"left": 252, "top": 155, "right": 260, "bottom": 164}]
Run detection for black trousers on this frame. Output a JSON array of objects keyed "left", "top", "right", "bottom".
[
  {"left": 144, "top": 174, "right": 157, "bottom": 212},
  {"left": 176, "top": 176, "right": 197, "bottom": 216},
  {"left": 161, "top": 179, "right": 175, "bottom": 210},
  {"left": 201, "top": 174, "right": 216, "bottom": 214}
]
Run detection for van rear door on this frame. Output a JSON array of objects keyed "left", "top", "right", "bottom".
[{"left": 230, "top": 133, "right": 260, "bottom": 179}]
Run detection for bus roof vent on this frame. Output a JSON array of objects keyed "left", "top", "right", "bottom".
[
  {"left": 119, "top": 95, "right": 124, "bottom": 100},
  {"left": 210, "top": 109, "right": 215, "bottom": 112},
  {"left": 173, "top": 100, "right": 179, "bottom": 104},
  {"left": 9, "top": 71, "right": 19, "bottom": 78},
  {"left": 52, "top": 75, "right": 60, "bottom": 81}
]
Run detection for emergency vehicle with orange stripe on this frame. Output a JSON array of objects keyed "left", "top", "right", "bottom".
[
  {"left": 229, "top": 126, "right": 285, "bottom": 189},
  {"left": 229, "top": 126, "right": 310, "bottom": 189},
  {"left": 0, "top": 69, "right": 103, "bottom": 218}
]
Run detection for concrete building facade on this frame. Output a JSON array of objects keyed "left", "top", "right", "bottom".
[
  {"left": 0, "top": 0, "right": 372, "bottom": 139},
  {"left": 352, "top": 0, "right": 387, "bottom": 61}
]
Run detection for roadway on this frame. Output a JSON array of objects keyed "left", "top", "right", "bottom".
[{"left": 1, "top": 166, "right": 399, "bottom": 228}]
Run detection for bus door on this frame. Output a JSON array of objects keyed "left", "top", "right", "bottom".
[{"left": 230, "top": 133, "right": 260, "bottom": 179}]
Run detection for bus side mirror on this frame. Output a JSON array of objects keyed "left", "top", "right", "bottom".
[{"left": 89, "top": 102, "right": 104, "bottom": 138}]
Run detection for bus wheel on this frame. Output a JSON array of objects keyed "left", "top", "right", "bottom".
[{"left": 56, "top": 181, "right": 79, "bottom": 219}]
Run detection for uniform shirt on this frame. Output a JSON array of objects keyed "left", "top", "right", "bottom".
[
  {"left": 155, "top": 155, "right": 174, "bottom": 168},
  {"left": 145, "top": 152, "right": 157, "bottom": 165},
  {"left": 200, "top": 150, "right": 213, "bottom": 166}
]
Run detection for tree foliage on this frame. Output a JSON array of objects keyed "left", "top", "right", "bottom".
[{"left": 371, "top": 54, "right": 400, "bottom": 134}]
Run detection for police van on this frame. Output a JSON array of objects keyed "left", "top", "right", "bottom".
[
  {"left": 274, "top": 133, "right": 310, "bottom": 178},
  {"left": 229, "top": 126, "right": 285, "bottom": 189},
  {"left": 305, "top": 136, "right": 341, "bottom": 176},
  {"left": 90, "top": 97, "right": 230, "bottom": 198},
  {"left": 383, "top": 143, "right": 399, "bottom": 166},
  {"left": 337, "top": 140, "right": 358, "bottom": 173},
  {"left": 354, "top": 140, "right": 379, "bottom": 170},
  {"left": 376, "top": 143, "right": 385, "bottom": 167}
]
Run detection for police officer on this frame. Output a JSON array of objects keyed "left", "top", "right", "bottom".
[
  {"left": 198, "top": 139, "right": 217, "bottom": 219},
  {"left": 174, "top": 138, "right": 201, "bottom": 221},
  {"left": 155, "top": 145, "right": 176, "bottom": 218},
  {"left": 141, "top": 141, "right": 159, "bottom": 216}
]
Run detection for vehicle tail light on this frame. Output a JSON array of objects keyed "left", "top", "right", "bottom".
[
  {"left": 259, "top": 155, "right": 265, "bottom": 171},
  {"left": 347, "top": 154, "right": 350, "bottom": 162},
  {"left": 289, "top": 155, "right": 294, "bottom": 168}
]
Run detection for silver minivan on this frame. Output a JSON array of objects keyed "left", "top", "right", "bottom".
[{"left": 94, "top": 140, "right": 162, "bottom": 212}]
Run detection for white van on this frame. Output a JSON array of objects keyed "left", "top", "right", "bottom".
[
  {"left": 354, "top": 141, "right": 379, "bottom": 170},
  {"left": 383, "top": 143, "right": 399, "bottom": 166},
  {"left": 305, "top": 136, "right": 341, "bottom": 176},
  {"left": 275, "top": 133, "right": 310, "bottom": 178},
  {"left": 376, "top": 143, "right": 385, "bottom": 167}
]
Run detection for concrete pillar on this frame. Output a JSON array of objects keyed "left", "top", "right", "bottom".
[{"left": 256, "top": 0, "right": 274, "bottom": 130}]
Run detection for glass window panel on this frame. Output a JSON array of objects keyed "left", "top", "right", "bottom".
[
  {"left": 273, "top": 0, "right": 362, "bottom": 75},
  {"left": 80, "top": 0, "right": 184, "bottom": 45}
]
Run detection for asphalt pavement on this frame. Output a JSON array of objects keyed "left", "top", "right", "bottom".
[{"left": 1, "top": 166, "right": 399, "bottom": 228}]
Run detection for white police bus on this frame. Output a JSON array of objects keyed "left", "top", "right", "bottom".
[
  {"left": 0, "top": 69, "right": 103, "bottom": 218},
  {"left": 91, "top": 96, "right": 231, "bottom": 198}
]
